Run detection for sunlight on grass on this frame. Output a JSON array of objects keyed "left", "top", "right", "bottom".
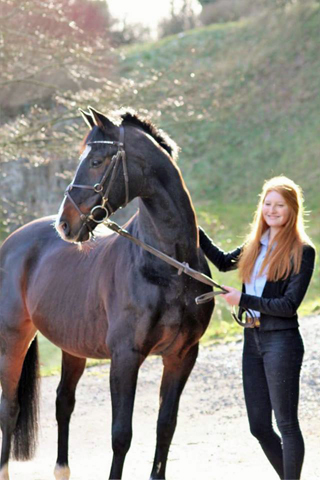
[{"left": 38, "top": 334, "right": 61, "bottom": 376}]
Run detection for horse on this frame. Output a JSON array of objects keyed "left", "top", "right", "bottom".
[{"left": 0, "top": 106, "right": 214, "bottom": 480}]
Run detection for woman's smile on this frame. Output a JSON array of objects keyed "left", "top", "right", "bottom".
[{"left": 262, "top": 190, "right": 290, "bottom": 232}]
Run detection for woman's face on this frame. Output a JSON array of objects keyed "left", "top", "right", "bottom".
[{"left": 262, "top": 190, "right": 290, "bottom": 230}]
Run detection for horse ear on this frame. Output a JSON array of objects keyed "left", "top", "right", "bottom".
[
  {"left": 88, "top": 106, "right": 115, "bottom": 131},
  {"left": 79, "top": 109, "right": 95, "bottom": 129}
]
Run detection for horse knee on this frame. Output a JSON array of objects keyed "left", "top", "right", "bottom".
[{"left": 112, "top": 425, "right": 132, "bottom": 457}]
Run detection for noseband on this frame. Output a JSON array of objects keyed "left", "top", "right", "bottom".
[{"left": 64, "top": 126, "right": 128, "bottom": 232}]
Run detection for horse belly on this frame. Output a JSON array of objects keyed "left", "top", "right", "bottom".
[
  {"left": 27, "top": 275, "right": 110, "bottom": 359},
  {"left": 33, "top": 311, "right": 111, "bottom": 360}
]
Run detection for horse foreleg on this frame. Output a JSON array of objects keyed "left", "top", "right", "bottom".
[
  {"left": 109, "top": 349, "right": 144, "bottom": 480},
  {"left": 54, "top": 351, "right": 86, "bottom": 480},
  {"left": 150, "top": 343, "right": 199, "bottom": 480}
]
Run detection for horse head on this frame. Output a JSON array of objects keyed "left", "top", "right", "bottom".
[{"left": 56, "top": 107, "right": 148, "bottom": 243}]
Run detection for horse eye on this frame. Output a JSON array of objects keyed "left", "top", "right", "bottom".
[{"left": 91, "top": 158, "right": 104, "bottom": 168}]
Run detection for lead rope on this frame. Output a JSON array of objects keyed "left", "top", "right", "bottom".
[{"left": 102, "top": 219, "right": 255, "bottom": 327}]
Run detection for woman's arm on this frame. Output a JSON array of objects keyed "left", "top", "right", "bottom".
[
  {"left": 239, "top": 245, "right": 316, "bottom": 317},
  {"left": 199, "top": 227, "right": 242, "bottom": 272}
]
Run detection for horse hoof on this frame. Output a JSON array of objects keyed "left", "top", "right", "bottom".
[
  {"left": 54, "top": 464, "right": 71, "bottom": 480},
  {"left": 0, "top": 465, "right": 9, "bottom": 480}
]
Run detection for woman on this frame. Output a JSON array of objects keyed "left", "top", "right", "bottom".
[{"left": 199, "top": 176, "right": 315, "bottom": 480}]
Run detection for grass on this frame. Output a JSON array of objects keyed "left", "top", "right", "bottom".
[
  {"left": 114, "top": 1, "right": 320, "bottom": 331},
  {"left": 38, "top": 334, "right": 61, "bottom": 376}
]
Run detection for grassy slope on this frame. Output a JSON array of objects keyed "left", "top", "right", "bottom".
[
  {"left": 113, "top": 3, "right": 320, "bottom": 342},
  {"left": 35, "top": 3, "right": 320, "bottom": 368}
]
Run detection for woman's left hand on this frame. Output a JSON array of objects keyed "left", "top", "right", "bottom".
[{"left": 221, "top": 285, "right": 242, "bottom": 306}]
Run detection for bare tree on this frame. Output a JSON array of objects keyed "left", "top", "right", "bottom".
[{"left": 0, "top": 0, "right": 113, "bottom": 116}]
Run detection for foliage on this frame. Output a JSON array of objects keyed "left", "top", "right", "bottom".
[
  {"left": 110, "top": 19, "right": 151, "bottom": 46},
  {"left": 198, "top": 0, "right": 317, "bottom": 26},
  {"left": 0, "top": 0, "right": 114, "bottom": 116},
  {"left": 158, "top": 0, "right": 199, "bottom": 38}
]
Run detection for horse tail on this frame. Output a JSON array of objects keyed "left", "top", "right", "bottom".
[{"left": 12, "top": 335, "right": 40, "bottom": 460}]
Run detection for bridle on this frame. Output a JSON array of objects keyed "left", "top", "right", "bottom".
[
  {"left": 64, "top": 126, "right": 128, "bottom": 233},
  {"left": 63, "top": 124, "right": 256, "bottom": 327}
]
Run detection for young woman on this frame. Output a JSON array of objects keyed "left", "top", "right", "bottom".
[{"left": 199, "top": 176, "right": 315, "bottom": 480}]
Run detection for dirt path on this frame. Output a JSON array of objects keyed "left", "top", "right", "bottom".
[{"left": 8, "top": 315, "right": 320, "bottom": 480}]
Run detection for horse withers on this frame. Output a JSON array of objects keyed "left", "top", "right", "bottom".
[{"left": 0, "top": 107, "right": 214, "bottom": 480}]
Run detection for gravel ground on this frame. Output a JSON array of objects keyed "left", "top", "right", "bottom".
[{"left": 7, "top": 315, "right": 320, "bottom": 480}]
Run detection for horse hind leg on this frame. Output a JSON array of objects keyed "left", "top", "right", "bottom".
[
  {"left": 150, "top": 343, "right": 199, "bottom": 480},
  {"left": 0, "top": 328, "right": 39, "bottom": 480},
  {"left": 54, "top": 351, "right": 86, "bottom": 480}
]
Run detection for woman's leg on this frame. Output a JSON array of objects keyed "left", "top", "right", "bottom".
[
  {"left": 242, "top": 329, "right": 284, "bottom": 479},
  {"left": 262, "top": 329, "right": 305, "bottom": 480}
]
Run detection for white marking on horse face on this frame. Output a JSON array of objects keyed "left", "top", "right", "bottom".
[
  {"left": 54, "top": 464, "right": 71, "bottom": 480},
  {"left": 55, "top": 145, "right": 92, "bottom": 231},
  {"left": 0, "top": 464, "right": 9, "bottom": 480},
  {"left": 55, "top": 195, "right": 68, "bottom": 233},
  {"left": 79, "top": 144, "right": 92, "bottom": 162}
]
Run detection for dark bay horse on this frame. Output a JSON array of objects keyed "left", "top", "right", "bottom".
[{"left": 0, "top": 107, "right": 214, "bottom": 480}]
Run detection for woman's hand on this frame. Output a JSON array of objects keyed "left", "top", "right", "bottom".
[{"left": 221, "top": 285, "right": 241, "bottom": 306}]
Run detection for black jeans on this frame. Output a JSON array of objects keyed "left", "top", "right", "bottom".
[{"left": 243, "top": 328, "right": 304, "bottom": 480}]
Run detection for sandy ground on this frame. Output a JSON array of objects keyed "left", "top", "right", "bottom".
[{"left": 6, "top": 315, "right": 320, "bottom": 480}]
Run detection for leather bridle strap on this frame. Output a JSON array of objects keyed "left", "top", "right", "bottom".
[{"left": 64, "top": 126, "right": 128, "bottom": 229}]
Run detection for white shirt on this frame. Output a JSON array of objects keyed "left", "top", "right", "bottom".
[{"left": 245, "top": 229, "right": 271, "bottom": 318}]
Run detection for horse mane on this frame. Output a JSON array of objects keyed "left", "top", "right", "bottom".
[{"left": 120, "top": 109, "right": 179, "bottom": 161}]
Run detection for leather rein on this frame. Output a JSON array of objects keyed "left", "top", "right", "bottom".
[{"left": 65, "top": 126, "right": 255, "bottom": 328}]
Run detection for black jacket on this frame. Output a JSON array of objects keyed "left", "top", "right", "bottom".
[{"left": 199, "top": 227, "right": 316, "bottom": 331}]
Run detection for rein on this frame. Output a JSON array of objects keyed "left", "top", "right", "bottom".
[
  {"left": 65, "top": 125, "right": 254, "bottom": 328},
  {"left": 102, "top": 219, "right": 256, "bottom": 328},
  {"left": 103, "top": 218, "right": 227, "bottom": 303}
]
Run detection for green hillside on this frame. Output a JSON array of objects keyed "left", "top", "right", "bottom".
[{"left": 107, "top": 2, "right": 319, "bottom": 338}]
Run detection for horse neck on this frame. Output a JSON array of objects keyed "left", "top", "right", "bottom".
[{"left": 137, "top": 163, "right": 199, "bottom": 263}]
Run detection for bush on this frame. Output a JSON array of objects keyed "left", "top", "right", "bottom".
[{"left": 199, "top": 0, "right": 267, "bottom": 25}]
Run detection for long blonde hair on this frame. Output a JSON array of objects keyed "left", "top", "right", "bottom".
[{"left": 238, "top": 176, "right": 312, "bottom": 283}]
